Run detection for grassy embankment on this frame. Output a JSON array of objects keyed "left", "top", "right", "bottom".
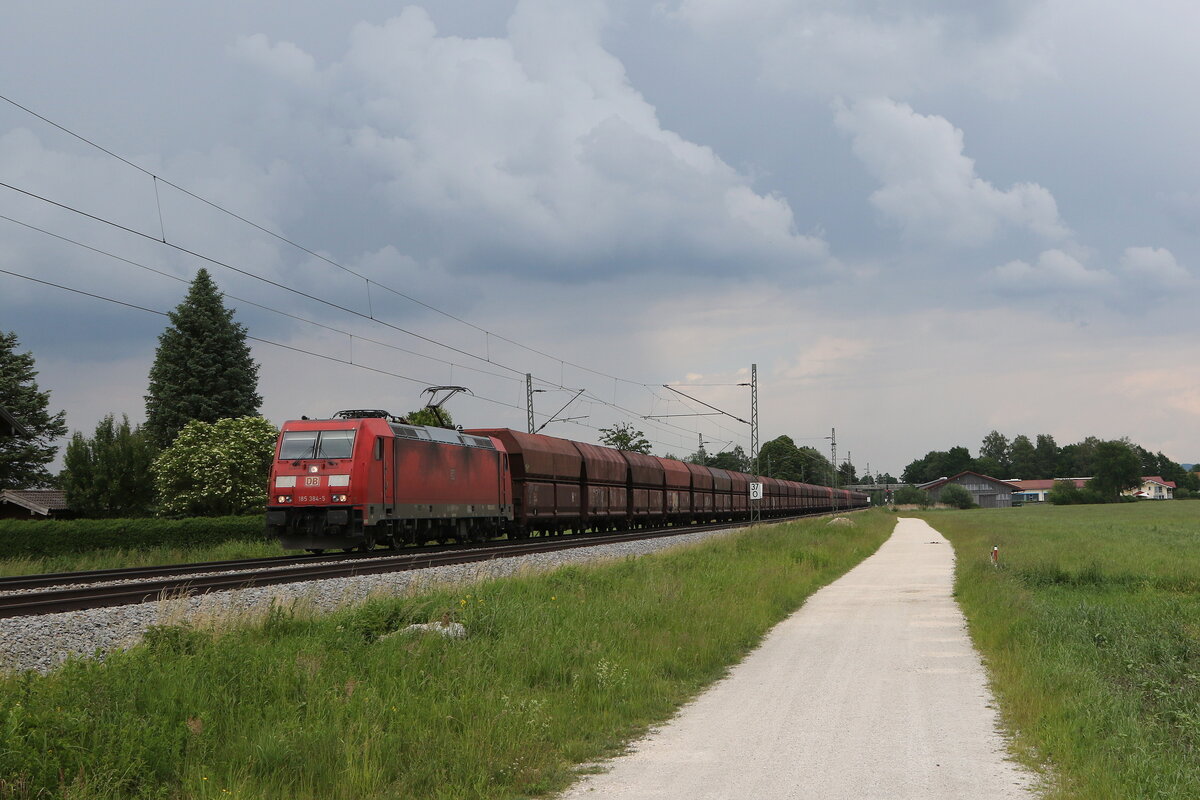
[
  {"left": 0, "top": 539, "right": 287, "bottom": 578},
  {"left": 920, "top": 502, "right": 1200, "bottom": 800},
  {"left": 0, "top": 517, "right": 277, "bottom": 577},
  {"left": 0, "top": 511, "right": 890, "bottom": 800}
]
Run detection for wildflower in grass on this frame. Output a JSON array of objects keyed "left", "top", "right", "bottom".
[{"left": 595, "top": 658, "right": 629, "bottom": 691}]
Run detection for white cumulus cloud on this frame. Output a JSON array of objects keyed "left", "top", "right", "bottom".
[
  {"left": 992, "top": 248, "right": 1113, "bottom": 292},
  {"left": 1118, "top": 246, "right": 1190, "bottom": 283},
  {"left": 834, "top": 97, "right": 1069, "bottom": 247}
]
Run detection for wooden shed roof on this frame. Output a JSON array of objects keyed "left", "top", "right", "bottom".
[
  {"left": 0, "top": 489, "right": 69, "bottom": 516},
  {"left": 0, "top": 406, "right": 30, "bottom": 438}
]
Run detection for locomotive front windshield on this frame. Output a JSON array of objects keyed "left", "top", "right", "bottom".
[{"left": 279, "top": 429, "right": 356, "bottom": 460}]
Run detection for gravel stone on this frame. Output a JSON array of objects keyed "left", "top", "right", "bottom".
[{"left": 0, "top": 526, "right": 745, "bottom": 675}]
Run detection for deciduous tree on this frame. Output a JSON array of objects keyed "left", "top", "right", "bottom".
[
  {"left": 597, "top": 422, "right": 651, "bottom": 454},
  {"left": 0, "top": 331, "right": 67, "bottom": 489},
  {"left": 759, "top": 436, "right": 833, "bottom": 485},
  {"left": 893, "top": 486, "right": 930, "bottom": 506},
  {"left": 979, "top": 430, "right": 1010, "bottom": 469},
  {"left": 707, "top": 446, "right": 750, "bottom": 473},
  {"left": 1087, "top": 440, "right": 1142, "bottom": 501},
  {"left": 972, "top": 456, "right": 1006, "bottom": 478},
  {"left": 405, "top": 407, "right": 455, "bottom": 429},
  {"left": 902, "top": 446, "right": 972, "bottom": 484},
  {"left": 939, "top": 483, "right": 975, "bottom": 509},
  {"left": 1008, "top": 435, "right": 1037, "bottom": 478},
  {"left": 1034, "top": 434, "right": 1059, "bottom": 479},
  {"left": 61, "top": 414, "right": 157, "bottom": 517},
  {"left": 153, "top": 417, "right": 278, "bottom": 517},
  {"left": 1048, "top": 479, "right": 1084, "bottom": 505}
]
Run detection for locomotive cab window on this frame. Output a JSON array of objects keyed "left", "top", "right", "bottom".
[
  {"left": 317, "top": 429, "right": 356, "bottom": 459},
  {"left": 279, "top": 429, "right": 356, "bottom": 460},
  {"left": 279, "top": 431, "right": 318, "bottom": 460}
]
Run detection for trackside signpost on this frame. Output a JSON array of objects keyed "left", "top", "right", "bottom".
[{"left": 750, "top": 482, "right": 763, "bottom": 523}]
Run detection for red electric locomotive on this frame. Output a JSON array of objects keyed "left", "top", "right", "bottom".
[{"left": 266, "top": 410, "right": 512, "bottom": 552}]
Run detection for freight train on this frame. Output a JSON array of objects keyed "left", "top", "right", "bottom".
[{"left": 265, "top": 410, "right": 868, "bottom": 552}]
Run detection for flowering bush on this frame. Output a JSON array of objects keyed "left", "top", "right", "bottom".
[{"left": 153, "top": 417, "right": 278, "bottom": 517}]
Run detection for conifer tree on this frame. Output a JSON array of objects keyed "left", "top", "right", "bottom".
[
  {"left": 0, "top": 330, "right": 68, "bottom": 489},
  {"left": 144, "top": 269, "right": 261, "bottom": 449}
]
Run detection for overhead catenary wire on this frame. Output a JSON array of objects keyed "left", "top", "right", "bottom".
[
  {"left": 0, "top": 95, "right": 757, "bottom": 450},
  {"left": 0, "top": 268, "right": 698, "bottom": 451},
  {"left": 0, "top": 213, "right": 524, "bottom": 386},
  {"left": 0, "top": 92, "right": 664, "bottom": 390},
  {"left": 0, "top": 182, "right": 741, "bottom": 449}
]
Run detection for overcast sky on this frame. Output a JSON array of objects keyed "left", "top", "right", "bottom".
[{"left": 2, "top": 0, "right": 1197, "bottom": 476}]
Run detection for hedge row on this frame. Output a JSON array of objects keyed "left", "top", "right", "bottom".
[{"left": 0, "top": 516, "right": 266, "bottom": 559}]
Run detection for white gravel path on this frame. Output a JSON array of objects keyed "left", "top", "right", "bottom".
[{"left": 558, "top": 517, "right": 1041, "bottom": 800}]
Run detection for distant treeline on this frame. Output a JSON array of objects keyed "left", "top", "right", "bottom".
[{"left": 902, "top": 432, "right": 1199, "bottom": 492}]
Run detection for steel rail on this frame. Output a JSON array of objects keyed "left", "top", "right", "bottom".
[
  {"left": 0, "top": 510, "right": 862, "bottom": 619},
  {"left": 0, "top": 542, "right": 475, "bottom": 592},
  {"left": 0, "top": 553, "right": 319, "bottom": 592}
]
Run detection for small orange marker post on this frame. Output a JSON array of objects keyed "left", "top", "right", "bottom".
[{"left": 991, "top": 545, "right": 999, "bottom": 566}]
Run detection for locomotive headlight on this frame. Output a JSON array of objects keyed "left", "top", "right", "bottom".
[
  {"left": 276, "top": 495, "right": 293, "bottom": 504},
  {"left": 332, "top": 493, "right": 349, "bottom": 502}
]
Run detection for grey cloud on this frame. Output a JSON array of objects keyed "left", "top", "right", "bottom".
[
  {"left": 1114, "top": 247, "right": 1193, "bottom": 304},
  {"left": 232, "top": 3, "right": 830, "bottom": 282},
  {"left": 990, "top": 245, "right": 1194, "bottom": 308},
  {"left": 670, "top": 0, "right": 1053, "bottom": 99}
]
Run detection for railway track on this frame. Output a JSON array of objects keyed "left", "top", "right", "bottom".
[{"left": 0, "top": 511, "right": 858, "bottom": 619}]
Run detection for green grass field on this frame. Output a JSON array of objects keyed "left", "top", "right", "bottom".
[
  {"left": 920, "top": 502, "right": 1200, "bottom": 800},
  {"left": 0, "top": 513, "right": 891, "bottom": 800}
]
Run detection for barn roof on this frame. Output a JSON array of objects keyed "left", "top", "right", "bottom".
[{"left": 917, "top": 471, "right": 1020, "bottom": 492}]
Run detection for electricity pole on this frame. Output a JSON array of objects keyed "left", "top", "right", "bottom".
[
  {"left": 526, "top": 373, "right": 535, "bottom": 434},
  {"left": 751, "top": 363, "right": 760, "bottom": 524},
  {"left": 831, "top": 426, "right": 838, "bottom": 513}
]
